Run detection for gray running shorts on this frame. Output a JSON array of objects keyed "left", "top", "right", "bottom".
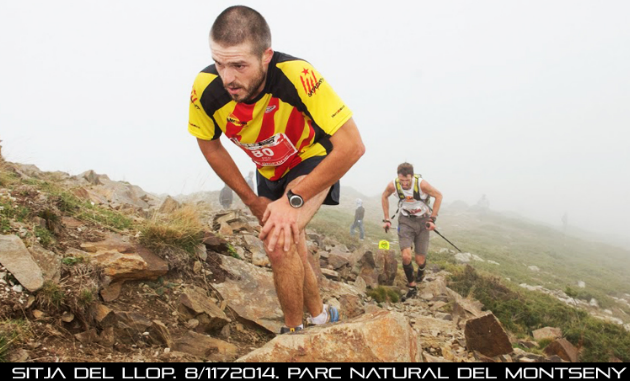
[{"left": 398, "top": 214, "right": 430, "bottom": 255}]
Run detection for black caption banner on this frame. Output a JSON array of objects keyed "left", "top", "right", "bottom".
[{"left": 1, "top": 363, "right": 627, "bottom": 381}]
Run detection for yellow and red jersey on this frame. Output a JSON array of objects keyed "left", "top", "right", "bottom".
[{"left": 188, "top": 52, "right": 352, "bottom": 181}]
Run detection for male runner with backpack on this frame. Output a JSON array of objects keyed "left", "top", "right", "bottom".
[{"left": 381, "top": 163, "right": 443, "bottom": 300}]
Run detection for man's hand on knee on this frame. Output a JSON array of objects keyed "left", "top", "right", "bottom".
[{"left": 260, "top": 198, "right": 301, "bottom": 252}]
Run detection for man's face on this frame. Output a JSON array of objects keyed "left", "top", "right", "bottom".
[
  {"left": 211, "top": 40, "right": 272, "bottom": 103},
  {"left": 398, "top": 174, "right": 413, "bottom": 190}
]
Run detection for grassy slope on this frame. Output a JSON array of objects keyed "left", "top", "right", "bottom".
[
  {"left": 330, "top": 186, "right": 630, "bottom": 301},
  {"left": 310, "top": 187, "right": 630, "bottom": 361}
]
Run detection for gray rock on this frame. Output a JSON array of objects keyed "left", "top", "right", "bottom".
[
  {"left": 173, "top": 331, "right": 239, "bottom": 362},
  {"left": 0, "top": 235, "right": 44, "bottom": 292},
  {"left": 114, "top": 311, "right": 153, "bottom": 344},
  {"left": 158, "top": 196, "right": 180, "bottom": 214},
  {"left": 148, "top": 320, "right": 172, "bottom": 347},
  {"left": 211, "top": 256, "right": 283, "bottom": 333},
  {"left": 28, "top": 244, "right": 61, "bottom": 283},
  {"left": 465, "top": 313, "right": 513, "bottom": 357},
  {"left": 532, "top": 327, "right": 562, "bottom": 341},
  {"left": 544, "top": 338, "right": 579, "bottom": 362},
  {"left": 178, "top": 286, "right": 230, "bottom": 334},
  {"left": 321, "top": 268, "right": 340, "bottom": 281},
  {"left": 237, "top": 310, "right": 421, "bottom": 362}
]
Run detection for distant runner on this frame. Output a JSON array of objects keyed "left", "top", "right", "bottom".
[
  {"left": 350, "top": 198, "right": 365, "bottom": 240},
  {"left": 381, "top": 163, "right": 442, "bottom": 300}
]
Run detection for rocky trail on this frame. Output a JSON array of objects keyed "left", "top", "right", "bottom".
[{"left": 0, "top": 157, "right": 577, "bottom": 363}]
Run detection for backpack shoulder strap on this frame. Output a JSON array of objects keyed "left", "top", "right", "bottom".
[
  {"left": 413, "top": 174, "right": 421, "bottom": 201},
  {"left": 394, "top": 178, "right": 405, "bottom": 199}
]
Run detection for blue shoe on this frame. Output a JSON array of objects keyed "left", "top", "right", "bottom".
[
  {"left": 327, "top": 305, "right": 340, "bottom": 323},
  {"left": 306, "top": 304, "right": 340, "bottom": 325}
]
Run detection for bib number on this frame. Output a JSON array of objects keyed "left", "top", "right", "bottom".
[{"left": 232, "top": 133, "right": 297, "bottom": 167}]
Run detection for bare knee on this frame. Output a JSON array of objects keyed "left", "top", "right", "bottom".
[
  {"left": 401, "top": 249, "right": 412, "bottom": 264},
  {"left": 264, "top": 235, "right": 295, "bottom": 265}
]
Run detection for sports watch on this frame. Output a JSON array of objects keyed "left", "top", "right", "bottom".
[{"left": 286, "top": 189, "right": 304, "bottom": 208}]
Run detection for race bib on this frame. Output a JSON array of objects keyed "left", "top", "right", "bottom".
[{"left": 231, "top": 133, "right": 298, "bottom": 167}]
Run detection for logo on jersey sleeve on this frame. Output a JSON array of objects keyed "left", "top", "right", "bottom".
[
  {"left": 190, "top": 88, "right": 201, "bottom": 110},
  {"left": 300, "top": 68, "right": 325, "bottom": 97}
]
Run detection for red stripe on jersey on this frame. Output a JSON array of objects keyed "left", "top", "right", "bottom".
[
  {"left": 226, "top": 103, "right": 255, "bottom": 141},
  {"left": 268, "top": 109, "right": 310, "bottom": 181},
  {"left": 257, "top": 97, "right": 279, "bottom": 142},
  {"left": 284, "top": 107, "right": 306, "bottom": 146},
  {"left": 296, "top": 119, "right": 315, "bottom": 153}
]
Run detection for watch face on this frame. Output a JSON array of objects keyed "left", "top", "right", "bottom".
[{"left": 289, "top": 195, "right": 303, "bottom": 208}]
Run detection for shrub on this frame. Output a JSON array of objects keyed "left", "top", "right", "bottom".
[
  {"left": 34, "top": 226, "right": 55, "bottom": 248},
  {"left": 36, "top": 281, "right": 65, "bottom": 311},
  {"left": 0, "top": 319, "right": 33, "bottom": 362},
  {"left": 140, "top": 206, "right": 203, "bottom": 256},
  {"left": 367, "top": 286, "right": 400, "bottom": 304}
]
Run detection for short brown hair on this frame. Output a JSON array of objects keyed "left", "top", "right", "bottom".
[
  {"left": 210, "top": 6, "right": 271, "bottom": 56},
  {"left": 397, "top": 162, "right": 414, "bottom": 176}
]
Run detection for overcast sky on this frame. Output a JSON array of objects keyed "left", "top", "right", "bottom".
[{"left": 1, "top": 1, "right": 629, "bottom": 241}]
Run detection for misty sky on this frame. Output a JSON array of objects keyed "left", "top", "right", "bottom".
[{"left": 1, "top": 1, "right": 629, "bottom": 240}]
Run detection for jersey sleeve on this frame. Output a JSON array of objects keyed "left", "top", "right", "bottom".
[
  {"left": 279, "top": 60, "right": 353, "bottom": 136},
  {"left": 188, "top": 72, "right": 222, "bottom": 141}
]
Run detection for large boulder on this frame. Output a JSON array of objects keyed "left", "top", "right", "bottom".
[
  {"left": 237, "top": 310, "right": 421, "bottom": 362},
  {"left": 82, "top": 234, "right": 168, "bottom": 283},
  {"left": 377, "top": 249, "right": 398, "bottom": 286},
  {"left": 352, "top": 250, "right": 379, "bottom": 288},
  {"left": 211, "top": 255, "right": 283, "bottom": 333},
  {"left": 544, "top": 338, "right": 578, "bottom": 362},
  {"left": 177, "top": 286, "right": 230, "bottom": 334},
  {"left": 0, "top": 235, "right": 44, "bottom": 292},
  {"left": 464, "top": 313, "right": 513, "bottom": 357}
]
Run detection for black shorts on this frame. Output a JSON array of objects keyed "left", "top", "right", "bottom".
[{"left": 256, "top": 156, "right": 340, "bottom": 205}]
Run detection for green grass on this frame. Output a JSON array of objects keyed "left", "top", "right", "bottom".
[
  {"left": 78, "top": 288, "right": 95, "bottom": 307},
  {"left": 308, "top": 197, "right": 630, "bottom": 362},
  {"left": 0, "top": 198, "right": 31, "bottom": 233},
  {"left": 34, "top": 226, "right": 55, "bottom": 248},
  {"left": 227, "top": 243, "right": 241, "bottom": 259},
  {"left": 310, "top": 208, "right": 391, "bottom": 249},
  {"left": 52, "top": 186, "right": 132, "bottom": 231},
  {"left": 0, "top": 165, "right": 18, "bottom": 188},
  {"left": 447, "top": 264, "right": 630, "bottom": 362},
  {"left": 36, "top": 281, "right": 65, "bottom": 311},
  {"left": 367, "top": 286, "right": 400, "bottom": 304},
  {"left": 0, "top": 319, "right": 32, "bottom": 362},
  {"left": 61, "top": 256, "right": 85, "bottom": 266},
  {"left": 0, "top": 334, "right": 7, "bottom": 362}
]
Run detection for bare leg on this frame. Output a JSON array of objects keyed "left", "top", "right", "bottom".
[
  {"left": 265, "top": 235, "right": 305, "bottom": 327},
  {"left": 297, "top": 230, "right": 323, "bottom": 316},
  {"left": 263, "top": 176, "right": 329, "bottom": 327}
]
